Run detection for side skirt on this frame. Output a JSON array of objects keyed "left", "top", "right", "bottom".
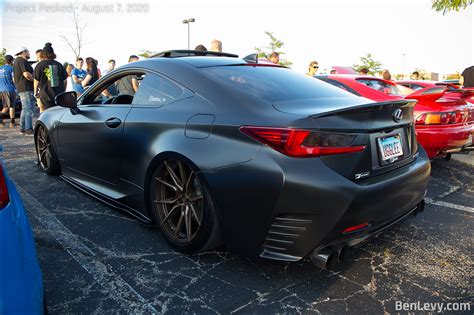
[{"left": 60, "top": 175, "right": 153, "bottom": 224}]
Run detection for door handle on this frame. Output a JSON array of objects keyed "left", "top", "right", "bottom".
[{"left": 105, "top": 117, "right": 122, "bottom": 128}]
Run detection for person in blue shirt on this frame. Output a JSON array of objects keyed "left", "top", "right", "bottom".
[
  {"left": 0, "top": 55, "right": 17, "bottom": 127},
  {"left": 71, "top": 57, "right": 87, "bottom": 95}
]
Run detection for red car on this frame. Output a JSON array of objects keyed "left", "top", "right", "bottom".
[{"left": 317, "top": 75, "right": 474, "bottom": 159}]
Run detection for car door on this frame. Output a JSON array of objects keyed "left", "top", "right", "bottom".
[{"left": 58, "top": 70, "right": 145, "bottom": 185}]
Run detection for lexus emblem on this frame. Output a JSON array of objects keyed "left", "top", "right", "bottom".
[{"left": 393, "top": 109, "right": 403, "bottom": 122}]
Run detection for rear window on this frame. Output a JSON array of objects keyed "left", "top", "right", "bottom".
[
  {"left": 202, "top": 66, "right": 352, "bottom": 102},
  {"left": 356, "top": 79, "right": 409, "bottom": 97}
]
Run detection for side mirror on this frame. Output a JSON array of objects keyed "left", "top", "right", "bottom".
[{"left": 55, "top": 91, "right": 80, "bottom": 114}]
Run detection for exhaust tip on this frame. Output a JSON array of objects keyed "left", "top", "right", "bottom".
[
  {"left": 336, "top": 245, "right": 351, "bottom": 262},
  {"left": 310, "top": 249, "right": 337, "bottom": 270}
]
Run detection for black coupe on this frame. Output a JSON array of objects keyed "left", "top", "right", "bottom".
[{"left": 35, "top": 51, "right": 430, "bottom": 269}]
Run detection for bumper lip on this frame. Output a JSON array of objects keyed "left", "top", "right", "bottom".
[
  {"left": 312, "top": 200, "right": 423, "bottom": 252},
  {"left": 260, "top": 200, "right": 424, "bottom": 262}
]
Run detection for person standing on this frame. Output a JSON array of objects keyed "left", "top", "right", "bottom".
[
  {"left": 382, "top": 69, "right": 392, "bottom": 81},
  {"left": 81, "top": 57, "right": 100, "bottom": 88},
  {"left": 65, "top": 64, "right": 75, "bottom": 92},
  {"left": 306, "top": 61, "right": 319, "bottom": 76},
  {"left": 71, "top": 57, "right": 87, "bottom": 95},
  {"left": 268, "top": 52, "right": 279, "bottom": 64},
  {"left": 359, "top": 68, "right": 369, "bottom": 75},
  {"left": 210, "top": 39, "right": 222, "bottom": 52},
  {"left": 0, "top": 55, "right": 17, "bottom": 127},
  {"left": 102, "top": 59, "right": 116, "bottom": 76},
  {"left": 117, "top": 55, "right": 139, "bottom": 95},
  {"left": 460, "top": 65, "right": 474, "bottom": 88},
  {"left": 33, "top": 43, "right": 67, "bottom": 112},
  {"left": 13, "top": 46, "right": 35, "bottom": 135}
]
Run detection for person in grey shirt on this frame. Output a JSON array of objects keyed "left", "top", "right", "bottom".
[{"left": 117, "top": 55, "right": 139, "bottom": 95}]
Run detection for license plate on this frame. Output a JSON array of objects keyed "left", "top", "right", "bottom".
[{"left": 378, "top": 134, "right": 403, "bottom": 162}]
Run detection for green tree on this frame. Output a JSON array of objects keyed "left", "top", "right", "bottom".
[
  {"left": 352, "top": 53, "right": 383, "bottom": 76},
  {"left": 0, "top": 48, "right": 6, "bottom": 66},
  {"left": 138, "top": 49, "right": 158, "bottom": 59},
  {"left": 255, "top": 31, "right": 292, "bottom": 67},
  {"left": 432, "top": 0, "right": 472, "bottom": 14}
]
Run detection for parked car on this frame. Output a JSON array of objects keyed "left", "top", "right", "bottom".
[
  {"left": 317, "top": 75, "right": 474, "bottom": 159},
  {"left": 35, "top": 51, "right": 430, "bottom": 269},
  {"left": 0, "top": 147, "right": 44, "bottom": 314}
]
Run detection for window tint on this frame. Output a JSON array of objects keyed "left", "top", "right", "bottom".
[
  {"left": 203, "top": 66, "right": 352, "bottom": 102},
  {"left": 356, "top": 79, "right": 406, "bottom": 97},
  {"left": 132, "top": 73, "right": 192, "bottom": 106}
]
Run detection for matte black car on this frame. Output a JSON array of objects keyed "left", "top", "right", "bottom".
[{"left": 35, "top": 51, "right": 430, "bottom": 268}]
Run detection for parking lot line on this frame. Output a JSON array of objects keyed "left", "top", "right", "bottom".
[
  {"left": 425, "top": 198, "right": 474, "bottom": 214},
  {"left": 14, "top": 182, "right": 159, "bottom": 313}
]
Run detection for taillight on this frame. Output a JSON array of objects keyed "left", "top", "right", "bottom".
[
  {"left": 0, "top": 163, "right": 10, "bottom": 209},
  {"left": 240, "top": 126, "right": 366, "bottom": 157},
  {"left": 416, "top": 111, "right": 467, "bottom": 125}
]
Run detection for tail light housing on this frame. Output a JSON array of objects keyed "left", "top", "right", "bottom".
[
  {"left": 0, "top": 163, "right": 10, "bottom": 209},
  {"left": 416, "top": 110, "right": 469, "bottom": 125},
  {"left": 240, "top": 126, "right": 366, "bottom": 157}
]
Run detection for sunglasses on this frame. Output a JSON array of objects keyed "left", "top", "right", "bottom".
[{"left": 312, "top": 66, "right": 319, "bottom": 69}]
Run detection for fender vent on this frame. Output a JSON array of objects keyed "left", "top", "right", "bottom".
[{"left": 260, "top": 216, "right": 312, "bottom": 261}]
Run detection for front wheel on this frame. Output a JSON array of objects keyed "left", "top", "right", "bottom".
[
  {"left": 35, "top": 125, "right": 60, "bottom": 175},
  {"left": 149, "top": 159, "right": 221, "bottom": 253}
]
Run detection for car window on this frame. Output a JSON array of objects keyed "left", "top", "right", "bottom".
[
  {"left": 82, "top": 72, "right": 146, "bottom": 105},
  {"left": 356, "top": 79, "right": 406, "bottom": 97},
  {"left": 325, "top": 79, "right": 361, "bottom": 96},
  {"left": 410, "top": 84, "right": 425, "bottom": 91},
  {"left": 132, "top": 73, "right": 192, "bottom": 106},
  {"left": 203, "top": 66, "right": 352, "bottom": 102}
]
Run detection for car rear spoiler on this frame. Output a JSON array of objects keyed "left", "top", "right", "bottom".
[{"left": 405, "top": 86, "right": 474, "bottom": 102}]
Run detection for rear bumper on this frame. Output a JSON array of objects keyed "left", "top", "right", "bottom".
[
  {"left": 416, "top": 123, "right": 473, "bottom": 158},
  {"left": 203, "top": 146, "right": 431, "bottom": 261}
]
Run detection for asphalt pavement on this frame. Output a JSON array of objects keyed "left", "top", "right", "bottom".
[{"left": 1, "top": 125, "right": 472, "bottom": 314}]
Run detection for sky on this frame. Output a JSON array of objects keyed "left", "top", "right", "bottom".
[{"left": 0, "top": 0, "right": 472, "bottom": 76}]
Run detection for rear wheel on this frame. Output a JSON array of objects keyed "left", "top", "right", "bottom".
[
  {"left": 150, "top": 159, "right": 221, "bottom": 253},
  {"left": 35, "top": 125, "right": 60, "bottom": 175}
]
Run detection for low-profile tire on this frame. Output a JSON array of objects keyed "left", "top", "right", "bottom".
[
  {"left": 149, "top": 158, "right": 221, "bottom": 253},
  {"left": 35, "top": 125, "right": 60, "bottom": 176}
]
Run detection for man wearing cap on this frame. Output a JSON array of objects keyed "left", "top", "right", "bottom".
[
  {"left": 0, "top": 55, "right": 17, "bottom": 127},
  {"left": 13, "top": 47, "right": 35, "bottom": 135}
]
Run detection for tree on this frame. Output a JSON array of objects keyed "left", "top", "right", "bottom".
[
  {"left": 60, "top": 2, "right": 87, "bottom": 59},
  {"left": 138, "top": 49, "right": 158, "bottom": 59},
  {"left": 0, "top": 48, "right": 6, "bottom": 66},
  {"left": 432, "top": 0, "right": 472, "bottom": 14},
  {"left": 255, "top": 31, "right": 292, "bottom": 67},
  {"left": 352, "top": 53, "right": 382, "bottom": 76}
]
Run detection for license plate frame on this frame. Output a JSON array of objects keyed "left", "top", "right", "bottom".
[{"left": 377, "top": 134, "right": 404, "bottom": 163}]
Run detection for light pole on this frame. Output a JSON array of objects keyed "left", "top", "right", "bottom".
[
  {"left": 402, "top": 53, "right": 406, "bottom": 78},
  {"left": 182, "top": 18, "right": 195, "bottom": 50}
]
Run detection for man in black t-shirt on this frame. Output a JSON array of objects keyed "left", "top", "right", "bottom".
[
  {"left": 460, "top": 66, "right": 474, "bottom": 88},
  {"left": 13, "top": 46, "right": 36, "bottom": 135},
  {"left": 33, "top": 43, "right": 67, "bottom": 111}
]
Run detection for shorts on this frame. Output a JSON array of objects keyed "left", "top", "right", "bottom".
[{"left": 1, "top": 91, "right": 16, "bottom": 108}]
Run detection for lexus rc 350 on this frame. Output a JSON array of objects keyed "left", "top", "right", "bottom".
[{"left": 34, "top": 51, "right": 430, "bottom": 268}]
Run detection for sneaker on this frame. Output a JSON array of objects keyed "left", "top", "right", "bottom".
[
  {"left": 24, "top": 129, "right": 34, "bottom": 136},
  {"left": 20, "top": 129, "right": 25, "bottom": 134}
]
